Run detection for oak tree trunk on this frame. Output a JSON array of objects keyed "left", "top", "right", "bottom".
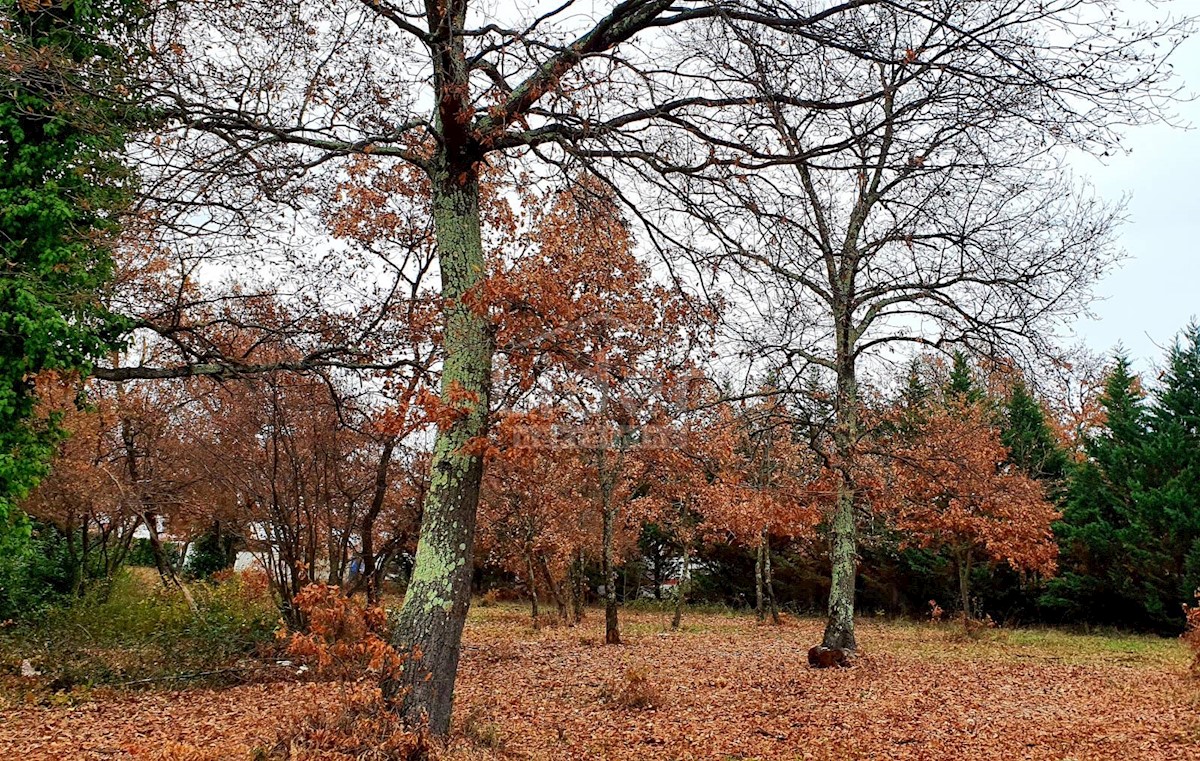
[
  {"left": 602, "top": 490, "right": 620, "bottom": 644},
  {"left": 537, "top": 553, "right": 568, "bottom": 622},
  {"left": 672, "top": 540, "right": 689, "bottom": 630},
  {"left": 958, "top": 547, "right": 973, "bottom": 632},
  {"left": 755, "top": 537, "right": 765, "bottom": 622},
  {"left": 822, "top": 346, "right": 858, "bottom": 651},
  {"left": 525, "top": 551, "right": 540, "bottom": 628},
  {"left": 753, "top": 535, "right": 763, "bottom": 619},
  {"left": 571, "top": 550, "right": 586, "bottom": 624},
  {"left": 384, "top": 164, "right": 493, "bottom": 737},
  {"left": 763, "top": 528, "right": 780, "bottom": 625}
]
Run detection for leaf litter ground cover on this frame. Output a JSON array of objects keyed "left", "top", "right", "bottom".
[{"left": 4, "top": 606, "right": 1197, "bottom": 760}]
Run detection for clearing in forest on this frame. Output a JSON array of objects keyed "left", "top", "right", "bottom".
[{"left": 5, "top": 606, "right": 1198, "bottom": 760}]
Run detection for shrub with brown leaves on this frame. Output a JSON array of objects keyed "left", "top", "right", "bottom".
[
  {"left": 285, "top": 584, "right": 403, "bottom": 682},
  {"left": 602, "top": 667, "right": 660, "bottom": 710},
  {"left": 1183, "top": 589, "right": 1200, "bottom": 677},
  {"left": 270, "top": 692, "right": 428, "bottom": 761}
]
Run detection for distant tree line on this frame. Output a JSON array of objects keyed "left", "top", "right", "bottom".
[{"left": 10, "top": 326, "right": 1200, "bottom": 638}]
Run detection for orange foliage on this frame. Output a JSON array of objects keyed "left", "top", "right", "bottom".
[
  {"left": 1183, "top": 590, "right": 1200, "bottom": 678},
  {"left": 695, "top": 394, "right": 826, "bottom": 545},
  {"left": 268, "top": 691, "right": 428, "bottom": 761},
  {"left": 478, "top": 408, "right": 594, "bottom": 609},
  {"left": 888, "top": 400, "right": 1059, "bottom": 575},
  {"left": 285, "top": 585, "right": 403, "bottom": 681}
]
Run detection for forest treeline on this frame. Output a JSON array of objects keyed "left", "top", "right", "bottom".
[{"left": 8, "top": 328, "right": 1200, "bottom": 636}]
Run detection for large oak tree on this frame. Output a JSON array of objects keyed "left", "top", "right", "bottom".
[
  {"left": 648, "top": 0, "right": 1188, "bottom": 652},
  {"left": 80, "top": 0, "right": 1191, "bottom": 733}
]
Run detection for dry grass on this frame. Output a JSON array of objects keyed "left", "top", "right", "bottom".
[
  {"left": 3, "top": 605, "right": 1197, "bottom": 760},
  {"left": 599, "top": 666, "right": 662, "bottom": 710}
]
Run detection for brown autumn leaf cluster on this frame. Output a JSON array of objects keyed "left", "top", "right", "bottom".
[
  {"left": 1184, "top": 592, "right": 1200, "bottom": 678},
  {"left": 5, "top": 608, "right": 1197, "bottom": 761},
  {"left": 285, "top": 585, "right": 403, "bottom": 682}
]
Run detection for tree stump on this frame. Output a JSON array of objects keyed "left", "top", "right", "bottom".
[{"left": 807, "top": 645, "right": 853, "bottom": 668}]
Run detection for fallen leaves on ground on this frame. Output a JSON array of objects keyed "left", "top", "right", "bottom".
[{"left": 5, "top": 608, "right": 1198, "bottom": 760}]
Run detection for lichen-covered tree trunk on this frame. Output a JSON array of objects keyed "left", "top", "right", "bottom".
[
  {"left": 755, "top": 535, "right": 765, "bottom": 622},
  {"left": 602, "top": 487, "right": 620, "bottom": 644},
  {"left": 672, "top": 540, "right": 689, "bottom": 630},
  {"left": 763, "top": 528, "right": 780, "bottom": 625},
  {"left": 822, "top": 339, "right": 859, "bottom": 651},
  {"left": 384, "top": 164, "right": 493, "bottom": 737}
]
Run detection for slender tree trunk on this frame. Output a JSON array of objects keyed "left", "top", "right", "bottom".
[
  {"left": 822, "top": 342, "right": 859, "bottom": 651},
  {"left": 140, "top": 512, "right": 198, "bottom": 613},
  {"left": 117, "top": 408, "right": 198, "bottom": 614},
  {"left": 525, "top": 551, "right": 540, "bottom": 628},
  {"left": 602, "top": 490, "right": 620, "bottom": 645},
  {"left": 372, "top": 558, "right": 386, "bottom": 603},
  {"left": 571, "top": 550, "right": 586, "bottom": 624},
  {"left": 763, "top": 528, "right": 780, "bottom": 625},
  {"left": 71, "top": 514, "right": 85, "bottom": 595},
  {"left": 755, "top": 537, "right": 765, "bottom": 622},
  {"left": 537, "top": 553, "right": 567, "bottom": 622},
  {"left": 114, "top": 520, "right": 136, "bottom": 576},
  {"left": 672, "top": 540, "right": 689, "bottom": 630},
  {"left": 175, "top": 540, "right": 191, "bottom": 577},
  {"left": 355, "top": 437, "right": 396, "bottom": 603},
  {"left": 653, "top": 548, "right": 663, "bottom": 600},
  {"left": 384, "top": 161, "right": 493, "bottom": 737},
  {"left": 958, "top": 547, "right": 972, "bottom": 632}
]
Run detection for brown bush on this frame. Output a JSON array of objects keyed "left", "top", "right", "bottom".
[
  {"left": 476, "top": 589, "right": 501, "bottom": 607},
  {"left": 285, "top": 585, "right": 402, "bottom": 682},
  {"left": 1183, "top": 590, "right": 1200, "bottom": 678},
  {"left": 602, "top": 667, "right": 661, "bottom": 710},
  {"left": 270, "top": 693, "right": 428, "bottom": 761}
]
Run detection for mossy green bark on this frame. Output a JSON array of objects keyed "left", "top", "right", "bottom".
[
  {"left": 822, "top": 335, "right": 859, "bottom": 651},
  {"left": 385, "top": 164, "right": 493, "bottom": 736}
]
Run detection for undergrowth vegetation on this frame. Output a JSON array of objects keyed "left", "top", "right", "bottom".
[{"left": 0, "top": 568, "right": 280, "bottom": 699}]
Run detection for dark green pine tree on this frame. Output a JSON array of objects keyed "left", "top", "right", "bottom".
[
  {"left": 1139, "top": 324, "right": 1200, "bottom": 618},
  {"left": 972, "top": 377, "right": 1070, "bottom": 622},
  {"left": 1046, "top": 352, "right": 1163, "bottom": 628},
  {"left": 900, "top": 359, "right": 931, "bottom": 420},
  {"left": 1001, "top": 378, "right": 1069, "bottom": 485},
  {"left": 884, "top": 358, "right": 933, "bottom": 439},
  {"left": 0, "top": 0, "right": 139, "bottom": 526},
  {"left": 861, "top": 357, "right": 949, "bottom": 614},
  {"left": 184, "top": 521, "right": 240, "bottom": 580},
  {"left": 945, "top": 350, "right": 983, "bottom": 405}
]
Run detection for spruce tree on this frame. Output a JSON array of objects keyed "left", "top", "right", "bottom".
[
  {"left": 1140, "top": 324, "right": 1200, "bottom": 616},
  {"left": 946, "top": 351, "right": 983, "bottom": 405},
  {"left": 1002, "top": 378, "right": 1069, "bottom": 485},
  {"left": 898, "top": 359, "right": 932, "bottom": 430},
  {"left": 1048, "top": 353, "right": 1159, "bottom": 627}
]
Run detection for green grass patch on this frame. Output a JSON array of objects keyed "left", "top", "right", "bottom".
[{"left": 0, "top": 568, "right": 281, "bottom": 697}]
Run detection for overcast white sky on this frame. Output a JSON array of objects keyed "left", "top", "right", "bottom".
[{"left": 1073, "top": 4, "right": 1200, "bottom": 368}]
